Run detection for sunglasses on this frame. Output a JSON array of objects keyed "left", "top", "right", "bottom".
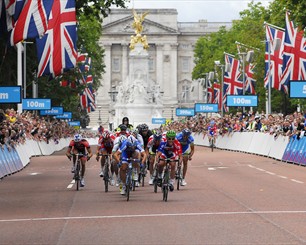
[{"left": 167, "top": 137, "right": 175, "bottom": 140}]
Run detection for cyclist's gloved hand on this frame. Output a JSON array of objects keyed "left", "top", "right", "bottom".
[{"left": 66, "top": 154, "right": 72, "bottom": 161}]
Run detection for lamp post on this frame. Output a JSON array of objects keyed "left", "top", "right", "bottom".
[
  {"left": 171, "top": 106, "right": 174, "bottom": 121},
  {"left": 214, "top": 61, "right": 224, "bottom": 117},
  {"left": 98, "top": 106, "right": 102, "bottom": 124}
]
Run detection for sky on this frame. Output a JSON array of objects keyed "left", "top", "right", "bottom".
[{"left": 125, "top": 0, "right": 273, "bottom": 22}]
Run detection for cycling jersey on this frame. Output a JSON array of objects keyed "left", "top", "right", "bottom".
[
  {"left": 175, "top": 132, "right": 194, "bottom": 154},
  {"left": 147, "top": 135, "right": 166, "bottom": 154},
  {"left": 69, "top": 139, "right": 90, "bottom": 155},
  {"left": 97, "top": 134, "right": 115, "bottom": 154},
  {"left": 157, "top": 140, "right": 182, "bottom": 159},
  {"left": 119, "top": 139, "right": 144, "bottom": 161},
  {"left": 208, "top": 125, "right": 217, "bottom": 136}
]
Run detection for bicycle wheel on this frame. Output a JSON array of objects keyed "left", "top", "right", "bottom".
[
  {"left": 154, "top": 178, "right": 158, "bottom": 193},
  {"left": 163, "top": 185, "right": 168, "bottom": 202},
  {"left": 104, "top": 160, "right": 109, "bottom": 192},
  {"left": 176, "top": 167, "right": 181, "bottom": 191},
  {"left": 75, "top": 161, "right": 80, "bottom": 191},
  {"left": 141, "top": 171, "right": 145, "bottom": 187},
  {"left": 211, "top": 138, "right": 214, "bottom": 152},
  {"left": 126, "top": 170, "right": 131, "bottom": 201}
]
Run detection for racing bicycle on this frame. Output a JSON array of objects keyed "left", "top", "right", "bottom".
[
  {"left": 98, "top": 153, "right": 112, "bottom": 192},
  {"left": 125, "top": 158, "right": 140, "bottom": 201}
]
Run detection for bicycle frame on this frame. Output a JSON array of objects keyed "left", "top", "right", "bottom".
[
  {"left": 124, "top": 158, "right": 140, "bottom": 201},
  {"left": 99, "top": 153, "right": 111, "bottom": 192},
  {"left": 71, "top": 153, "right": 86, "bottom": 191}
]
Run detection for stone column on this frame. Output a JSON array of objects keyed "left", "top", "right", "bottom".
[
  {"left": 156, "top": 44, "right": 164, "bottom": 90},
  {"left": 121, "top": 43, "right": 128, "bottom": 84},
  {"left": 170, "top": 43, "right": 178, "bottom": 103}
]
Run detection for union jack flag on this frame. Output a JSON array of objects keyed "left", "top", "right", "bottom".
[
  {"left": 80, "top": 92, "right": 88, "bottom": 109},
  {"left": 280, "top": 12, "right": 306, "bottom": 93},
  {"left": 223, "top": 54, "right": 243, "bottom": 95},
  {"left": 36, "top": 0, "right": 77, "bottom": 77},
  {"left": 77, "top": 52, "right": 88, "bottom": 63},
  {"left": 206, "top": 79, "right": 213, "bottom": 103},
  {"left": 10, "top": 0, "right": 53, "bottom": 45},
  {"left": 264, "top": 24, "right": 284, "bottom": 91},
  {"left": 213, "top": 82, "right": 221, "bottom": 110},
  {"left": 245, "top": 63, "right": 256, "bottom": 94}
]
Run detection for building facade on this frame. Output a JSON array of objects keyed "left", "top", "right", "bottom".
[{"left": 90, "top": 9, "right": 231, "bottom": 128}]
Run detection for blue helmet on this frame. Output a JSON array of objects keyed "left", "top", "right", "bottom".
[
  {"left": 210, "top": 120, "right": 215, "bottom": 126},
  {"left": 153, "top": 132, "right": 162, "bottom": 141},
  {"left": 126, "top": 135, "right": 138, "bottom": 148},
  {"left": 74, "top": 134, "right": 82, "bottom": 142},
  {"left": 182, "top": 128, "right": 191, "bottom": 137}
]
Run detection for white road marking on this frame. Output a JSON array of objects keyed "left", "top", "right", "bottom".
[
  {"left": 265, "top": 171, "right": 276, "bottom": 175},
  {"left": 248, "top": 165, "right": 304, "bottom": 184},
  {"left": 291, "top": 179, "right": 304, "bottom": 184},
  {"left": 2, "top": 210, "right": 306, "bottom": 223},
  {"left": 67, "top": 180, "right": 75, "bottom": 189},
  {"left": 30, "top": 173, "right": 39, "bottom": 175},
  {"left": 208, "top": 167, "right": 216, "bottom": 171}
]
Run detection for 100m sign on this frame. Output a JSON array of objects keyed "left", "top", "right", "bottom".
[{"left": 22, "top": 99, "right": 51, "bottom": 110}]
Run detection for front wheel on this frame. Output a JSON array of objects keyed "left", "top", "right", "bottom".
[{"left": 163, "top": 186, "right": 168, "bottom": 202}]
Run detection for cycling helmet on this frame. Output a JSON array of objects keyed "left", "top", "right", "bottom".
[
  {"left": 142, "top": 124, "right": 149, "bottom": 131},
  {"left": 166, "top": 130, "right": 176, "bottom": 139},
  {"left": 126, "top": 135, "right": 138, "bottom": 148},
  {"left": 102, "top": 130, "right": 110, "bottom": 139},
  {"left": 182, "top": 128, "right": 191, "bottom": 137},
  {"left": 153, "top": 132, "right": 162, "bottom": 141},
  {"left": 210, "top": 120, "right": 215, "bottom": 126},
  {"left": 131, "top": 128, "right": 139, "bottom": 136},
  {"left": 74, "top": 134, "right": 82, "bottom": 142},
  {"left": 118, "top": 135, "right": 127, "bottom": 144},
  {"left": 119, "top": 124, "right": 127, "bottom": 131}
]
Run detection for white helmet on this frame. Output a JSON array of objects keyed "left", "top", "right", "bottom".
[
  {"left": 119, "top": 135, "right": 127, "bottom": 144},
  {"left": 127, "top": 135, "right": 137, "bottom": 145},
  {"left": 74, "top": 134, "right": 82, "bottom": 142}
]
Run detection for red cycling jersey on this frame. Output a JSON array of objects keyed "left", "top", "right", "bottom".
[
  {"left": 98, "top": 134, "right": 116, "bottom": 154},
  {"left": 69, "top": 139, "right": 90, "bottom": 154}
]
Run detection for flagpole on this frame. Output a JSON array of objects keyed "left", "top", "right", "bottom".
[
  {"left": 17, "top": 42, "right": 23, "bottom": 114},
  {"left": 264, "top": 22, "right": 285, "bottom": 31}
]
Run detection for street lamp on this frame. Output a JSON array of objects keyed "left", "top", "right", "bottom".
[
  {"left": 171, "top": 106, "right": 174, "bottom": 121},
  {"left": 98, "top": 105, "right": 102, "bottom": 124},
  {"left": 214, "top": 61, "right": 225, "bottom": 117}
]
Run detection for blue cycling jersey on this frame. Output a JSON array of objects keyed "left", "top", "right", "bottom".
[
  {"left": 119, "top": 139, "right": 143, "bottom": 159},
  {"left": 176, "top": 132, "right": 194, "bottom": 152}
]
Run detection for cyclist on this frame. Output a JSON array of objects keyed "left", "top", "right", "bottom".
[
  {"left": 118, "top": 117, "right": 133, "bottom": 132},
  {"left": 113, "top": 135, "right": 147, "bottom": 195},
  {"left": 175, "top": 128, "right": 194, "bottom": 186},
  {"left": 207, "top": 120, "right": 218, "bottom": 146},
  {"left": 138, "top": 124, "right": 153, "bottom": 149},
  {"left": 115, "top": 124, "right": 130, "bottom": 138},
  {"left": 96, "top": 130, "right": 116, "bottom": 183},
  {"left": 66, "top": 134, "right": 93, "bottom": 187},
  {"left": 130, "top": 128, "right": 144, "bottom": 148},
  {"left": 146, "top": 130, "right": 165, "bottom": 184},
  {"left": 155, "top": 130, "right": 182, "bottom": 192},
  {"left": 112, "top": 134, "right": 128, "bottom": 186}
]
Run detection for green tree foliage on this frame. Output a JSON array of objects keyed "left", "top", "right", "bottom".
[
  {"left": 193, "top": 1, "right": 301, "bottom": 115},
  {"left": 0, "top": 0, "right": 129, "bottom": 120}
]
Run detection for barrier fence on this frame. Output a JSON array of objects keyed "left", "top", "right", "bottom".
[{"left": 0, "top": 133, "right": 305, "bottom": 180}]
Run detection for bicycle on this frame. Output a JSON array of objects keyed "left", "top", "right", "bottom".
[
  {"left": 175, "top": 160, "right": 183, "bottom": 190},
  {"left": 139, "top": 159, "right": 147, "bottom": 187},
  {"left": 98, "top": 153, "right": 111, "bottom": 192},
  {"left": 209, "top": 135, "right": 216, "bottom": 152},
  {"left": 71, "top": 153, "right": 86, "bottom": 191},
  {"left": 125, "top": 158, "right": 140, "bottom": 201},
  {"left": 158, "top": 158, "right": 179, "bottom": 202}
]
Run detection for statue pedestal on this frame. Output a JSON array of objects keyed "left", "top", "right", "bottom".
[{"left": 114, "top": 103, "right": 163, "bottom": 129}]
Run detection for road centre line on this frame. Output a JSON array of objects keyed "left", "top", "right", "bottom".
[
  {"left": 67, "top": 180, "right": 75, "bottom": 189},
  {"left": 2, "top": 210, "right": 306, "bottom": 223},
  {"left": 249, "top": 165, "right": 303, "bottom": 184}
]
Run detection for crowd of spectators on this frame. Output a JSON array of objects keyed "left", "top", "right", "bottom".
[
  {"left": 162, "top": 110, "right": 306, "bottom": 141},
  {"left": 1, "top": 107, "right": 306, "bottom": 151},
  {"left": 0, "top": 108, "right": 83, "bottom": 151}
]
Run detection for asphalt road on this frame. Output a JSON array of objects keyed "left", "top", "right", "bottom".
[{"left": 1, "top": 146, "right": 306, "bottom": 244}]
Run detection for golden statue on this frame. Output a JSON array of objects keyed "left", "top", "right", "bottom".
[{"left": 130, "top": 9, "right": 149, "bottom": 50}]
